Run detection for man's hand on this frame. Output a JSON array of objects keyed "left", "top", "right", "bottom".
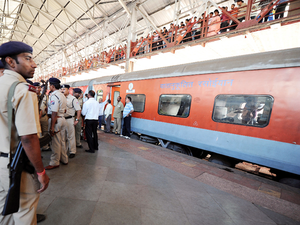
[
  {"left": 49, "top": 129, "right": 55, "bottom": 137},
  {"left": 37, "top": 173, "right": 50, "bottom": 193},
  {"left": 74, "top": 120, "right": 79, "bottom": 126}
]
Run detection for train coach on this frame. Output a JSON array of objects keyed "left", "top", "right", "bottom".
[{"left": 67, "top": 47, "right": 300, "bottom": 179}]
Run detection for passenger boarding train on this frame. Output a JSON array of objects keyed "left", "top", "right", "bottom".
[{"left": 65, "top": 48, "right": 300, "bottom": 178}]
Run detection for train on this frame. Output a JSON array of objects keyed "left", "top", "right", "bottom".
[{"left": 65, "top": 47, "right": 300, "bottom": 178}]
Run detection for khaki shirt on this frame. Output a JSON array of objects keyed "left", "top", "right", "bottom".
[
  {"left": 0, "top": 70, "right": 41, "bottom": 154},
  {"left": 113, "top": 101, "right": 124, "bottom": 118},
  {"left": 38, "top": 94, "right": 48, "bottom": 115},
  {"left": 65, "top": 94, "right": 81, "bottom": 117},
  {"left": 78, "top": 97, "right": 83, "bottom": 108},
  {"left": 48, "top": 90, "right": 67, "bottom": 117}
]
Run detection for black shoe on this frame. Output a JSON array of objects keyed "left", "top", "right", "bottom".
[
  {"left": 60, "top": 161, "right": 68, "bottom": 165},
  {"left": 42, "top": 148, "right": 51, "bottom": 152},
  {"left": 37, "top": 214, "right": 46, "bottom": 223},
  {"left": 76, "top": 145, "right": 83, "bottom": 148},
  {"left": 85, "top": 149, "right": 95, "bottom": 153},
  {"left": 69, "top": 154, "right": 75, "bottom": 158}
]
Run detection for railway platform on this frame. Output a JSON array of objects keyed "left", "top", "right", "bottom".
[{"left": 38, "top": 130, "right": 300, "bottom": 225}]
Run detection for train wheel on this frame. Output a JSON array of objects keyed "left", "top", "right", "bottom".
[
  {"left": 208, "top": 153, "right": 238, "bottom": 168},
  {"left": 166, "top": 143, "right": 193, "bottom": 156},
  {"left": 191, "top": 147, "right": 208, "bottom": 159},
  {"left": 271, "top": 169, "right": 300, "bottom": 188}
]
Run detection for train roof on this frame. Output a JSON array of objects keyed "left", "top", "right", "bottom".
[{"left": 68, "top": 47, "right": 300, "bottom": 87}]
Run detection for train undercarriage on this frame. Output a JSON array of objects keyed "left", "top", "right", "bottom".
[{"left": 131, "top": 132, "right": 300, "bottom": 188}]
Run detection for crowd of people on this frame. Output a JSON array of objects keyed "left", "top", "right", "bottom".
[
  {"left": 0, "top": 40, "right": 135, "bottom": 224},
  {"left": 46, "top": 0, "right": 291, "bottom": 79}
]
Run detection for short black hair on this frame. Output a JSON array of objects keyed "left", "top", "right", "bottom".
[
  {"left": 118, "top": 96, "right": 122, "bottom": 100},
  {"left": 1, "top": 55, "right": 19, "bottom": 69},
  {"left": 88, "top": 90, "right": 95, "bottom": 97},
  {"left": 107, "top": 99, "right": 111, "bottom": 103},
  {"left": 127, "top": 96, "right": 132, "bottom": 102},
  {"left": 50, "top": 83, "right": 61, "bottom": 90}
]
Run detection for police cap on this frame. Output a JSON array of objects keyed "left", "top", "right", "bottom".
[
  {"left": 61, "top": 84, "right": 70, "bottom": 89},
  {"left": 33, "top": 82, "right": 40, "bottom": 87},
  {"left": 73, "top": 88, "right": 82, "bottom": 93},
  {"left": 0, "top": 41, "right": 33, "bottom": 58},
  {"left": 49, "top": 77, "right": 61, "bottom": 84},
  {"left": 26, "top": 79, "right": 34, "bottom": 85}
]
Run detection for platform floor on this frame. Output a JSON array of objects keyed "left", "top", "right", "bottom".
[{"left": 38, "top": 131, "right": 300, "bottom": 225}]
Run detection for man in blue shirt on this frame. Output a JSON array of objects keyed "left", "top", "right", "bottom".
[{"left": 121, "top": 96, "right": 134, "bottom": 139}]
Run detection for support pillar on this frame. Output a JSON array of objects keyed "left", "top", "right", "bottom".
[{"left": 125, "top": 4, "right": 136, "bottom": 73}]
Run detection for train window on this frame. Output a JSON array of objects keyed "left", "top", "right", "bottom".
[
  {"left": 158, "top": 94, "right": 191, "bottom": 118},
  {"left": 212, "top": 95, "right": 274, "bottom": 127},
  {"left": 96, "top": 90, "right": 103, "bottom": 102},
  {"left": 126, "top": 94, "right": 146, "bottom": 113},
  {"left": 113, "top": 91, "right": 120, "bottom": 106}
]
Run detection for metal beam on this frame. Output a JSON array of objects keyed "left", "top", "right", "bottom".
[{"left": 118, "top": 0, "right": 131, "bottom": 16}]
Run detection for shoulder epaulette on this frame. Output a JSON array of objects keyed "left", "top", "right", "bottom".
[{"left": 28, "top": 85, "right": 36, "bottom": 93}]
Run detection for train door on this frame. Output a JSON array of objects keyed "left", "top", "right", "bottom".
[{"left": 110, "top": 85, "right": 121, "bottom": 123}]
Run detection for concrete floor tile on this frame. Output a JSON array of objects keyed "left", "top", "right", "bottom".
[
  {"left": 37, "top": 194, "right": 56, "bottom": 213},
  {"left": 138, "top": 186, "right": 184, "bottom": 213},
  {"left": 106, "top": 168, "right": 138, "bottom": 184},
  {"left": 43, "top": 173, "right": 74, "bottom": 197},
  {"left": 58, "top": 170, "right": 106, "bottom": 201},
  {"left": 281, "top": 189, "right": 300, "bottom": 205},
  {"left": 186, "top": 213, "right": 236, "bottom": 225},
  {"left": 109, "top": 157, "right": 137, "bottom": 170},
  {"left": 113, "top": 150, "right": 136, "bottom": 159},
  {"left": 141, "top": 208, "right": 191, "bottom": 225},
  {"left": 137, "top": 171, "right": 171, "bottom": 189},
  {"left": 254, "top": 204, "right": 300, "bottom": 225},
  {"left": 211, "top": 193, "right": 276, "bottom": 223},
  {"left": 136, "top": 160, "right": 166, "bottom": 174},
  {"left": 90, "top": 202, "right": 141, "bottom": 225},
  {"left": 176, "top": 190, "right": 228, "bottom": 217},
  {"left": 98, "top": 181, "right": 144, "bottom": 208},
  {"left": 40, "top": 197, "right": 96, "bottom": 225},
  {"left": 167, "top": 173, "right": 222, "bottom": 195}
]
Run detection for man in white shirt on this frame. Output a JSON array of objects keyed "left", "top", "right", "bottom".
[
  {"left": 62, "top": 84, "right": 81, "bottom": 158},
  {"left": 104, "top": 99, "right": 113, "bottom": 133},
  {"left": 98, "top": 97, "right": 107, "bottom": 130},
  {"left": 81, "top": 90, "right": 100, "bottom": 153}
]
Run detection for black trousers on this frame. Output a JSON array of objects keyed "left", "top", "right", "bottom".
[
  {"left": 105, "top": 115, "right": 111, "bottom": 132},
  {"left": 122, "top": 116, "right": 131, "bottom": 137},
  {"left": 85, "top": 120, "right": 98, "bottom": 151}
]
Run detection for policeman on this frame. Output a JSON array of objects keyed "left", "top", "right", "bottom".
[
  {"left": 45, "top": 78, "right": 67, "bottom": 170},
  {"left": 73, "top": 88, "right": 84, "bottom": 148},
  {"left": 0, "top": 41, "right": 49, "bottom": 224},
  {"left": 33, "top": 82, "right": 50, "bottom": 151},
  {"left": 62, "top": 85, "right": 81, "bottom": 158},
  {"left": 0, "top": 61, "right": 4, "bottom": 77}
]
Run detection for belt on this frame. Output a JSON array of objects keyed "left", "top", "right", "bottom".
[
  {"left": 47, "top": 115, "right": 64, "bottom": 118},
  {"left": 65, "top": 116, "right": 73, "bottom": 119},
  {"left": 0, "top": 152, "right": 8, "bottom": 158},
  {"left": 42, "top": 114, "right": 47, "bottom": 117}
]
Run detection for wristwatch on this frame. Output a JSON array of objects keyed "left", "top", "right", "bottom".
[{"left": 75, "top": 118, "right": 78, "bottom": 121}]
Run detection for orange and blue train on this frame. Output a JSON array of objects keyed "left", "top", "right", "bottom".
[{"left": 66, "top": 48, "right": 300, "bottom": 177}]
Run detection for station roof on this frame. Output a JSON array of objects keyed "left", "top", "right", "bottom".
[{"left": 0, "top": 0, "right": 198, "bottom": 65}]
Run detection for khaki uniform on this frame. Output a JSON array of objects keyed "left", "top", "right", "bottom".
[
  {"left": 65, "top": 94, "right": 81, "bottom": 154},
  {"left": 75, "top": 98, "right": 83, "bottom": 146},
  {"left": 113, "top": 101, "right": 124, "bottom": 134},
  {"left": 39, "top": 94, "right": 49, "bottom": 149},
  {"left": 48, "top": 90, "right": 67, "bottom": 166},
  {"left": 0, "top": 70, "right": 41, "bottom": 225}
]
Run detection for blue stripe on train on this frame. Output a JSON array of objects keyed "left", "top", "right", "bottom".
[{"left": 131, "top": 118, "right": 300, "bottom": 175}]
